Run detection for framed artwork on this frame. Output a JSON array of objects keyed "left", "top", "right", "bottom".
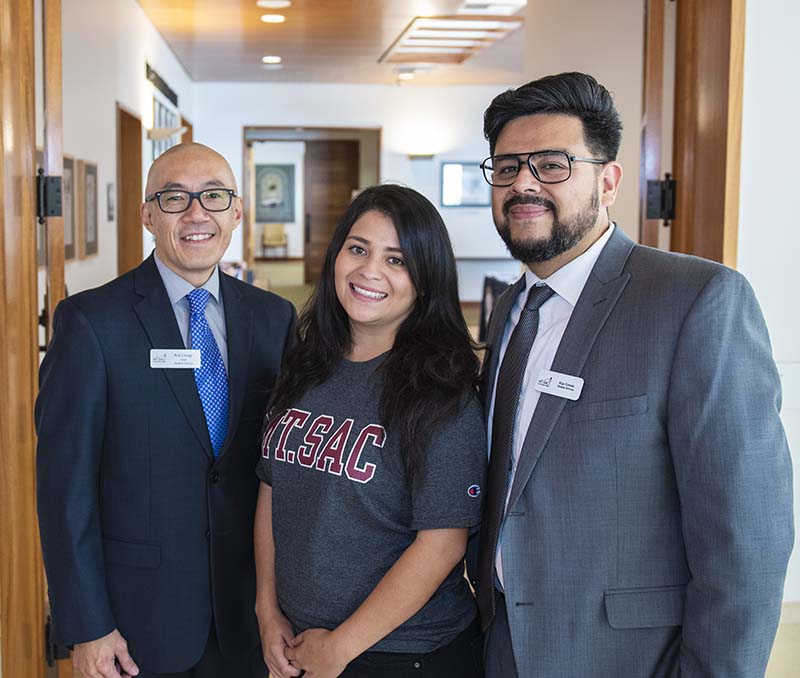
[
  {"left": 440, "top": 162, "right": 491, "bottom": 207},
  {"left": 255, "top": 164, "right": 295, "bottom": 222},
  {"left": 35, "top": 149, "right": 45, "bottom": 267},
  {"left": 80, "top": 162, "right": 99, "bottom": 257},
  {"left": 63, "top": 156, "right": 76, "bottom": 260}
]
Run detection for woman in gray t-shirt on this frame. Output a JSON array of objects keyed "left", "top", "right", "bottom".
[{"left": 255, "top": 184, "right": 486, "bottom": 678}]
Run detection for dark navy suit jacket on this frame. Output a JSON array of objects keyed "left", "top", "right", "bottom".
[{"left": 36, "top": 255, "right": 295, "bottom": 673}]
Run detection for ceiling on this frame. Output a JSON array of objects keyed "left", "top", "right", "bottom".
[{"left": 136, "top": 0, "right": 526, "bottom": 85}]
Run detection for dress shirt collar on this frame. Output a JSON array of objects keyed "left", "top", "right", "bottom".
[
  {"left": 154, "top": 251, "right": 222, "bottom": 306},
  {"left": 523, "top": 223, "right": 615, "bottom": 307}
]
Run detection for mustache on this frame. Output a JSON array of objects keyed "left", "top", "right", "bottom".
[{"left": 502, "top": 194, "right": 556, "bottom": 217}]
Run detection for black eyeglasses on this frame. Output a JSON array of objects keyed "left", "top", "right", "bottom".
[
  {"left": 480, "top": 150, "right": 607, "bottom": 187},
  {"left": 145, "top": 188, "right": 237, "bottom": 213}
]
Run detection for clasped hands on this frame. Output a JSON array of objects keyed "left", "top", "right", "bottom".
[{"left": 261, "top": 612, "right": 352, "bottom": 678}]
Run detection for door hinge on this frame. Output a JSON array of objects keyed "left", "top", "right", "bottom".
[
  {"left": 45, "top": 614, "right": 71, "bottom": 666},
  {"left": 36, "top": 168, "right": 62, "bottom": 224},
  {"left": 646, "top": 172, "right": 676, "bottom": 226}
]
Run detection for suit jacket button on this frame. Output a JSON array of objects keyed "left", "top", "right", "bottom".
[
  {"left": 210, "top": 471, "right": 220, "bottom": 483},
  {"left": 205, "top": 529, "right": 210, "bottom": 539}
]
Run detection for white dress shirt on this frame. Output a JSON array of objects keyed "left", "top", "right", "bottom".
[
  {"left": 489, "top": 224, "right": 615, "bottom": 586},
  {"left": 154, "top": 252, "right": 229, "bottom": 373}
]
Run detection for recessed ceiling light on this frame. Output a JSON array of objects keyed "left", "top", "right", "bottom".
[
  {"left": 262, "top": 55, "right": 282, "bottom": 64},
  {"left": 260, "top": 14, "right": 286, "bottom": 23},
  {"left": 256, "top": 0, "right": 291, "bottom": 8},
  {"left": 397, "top": 72, "right": 415, "bottom": 81}
]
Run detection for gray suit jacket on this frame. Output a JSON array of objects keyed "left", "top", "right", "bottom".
[{"left": 477, "top": 227, "right": 793, "bottom": 677}]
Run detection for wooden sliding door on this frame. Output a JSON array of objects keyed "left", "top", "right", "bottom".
[{"left": 0, "top": 0, "right": 47, "bottom": 675}]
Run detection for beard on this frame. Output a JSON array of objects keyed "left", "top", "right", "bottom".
[{"left": 495, "top": 187, "right": 600, "bottom": 264}]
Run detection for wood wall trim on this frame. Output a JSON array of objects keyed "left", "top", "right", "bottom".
[
  {"left": 723, "top": 0, "right": 745, "bottom": 268},
  {"left": 117, "top": 104, "right": 143, "bottom": 276},
  {"left": 639, "top": 0, "right": 665, "bottom": 248},
  {"left": 671, "top": 0, "right": 744, "bottom": 266},
  {"left": 242, "top": 139, "right": 254, "bottom": 267},
  {"left": 43, "top": 0, "right": 65, "bottom": 327},
  {"left": 0, "top": 0, "right": 46, "bottom": 675}
]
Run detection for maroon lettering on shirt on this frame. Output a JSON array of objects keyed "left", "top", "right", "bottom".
[
  {"left": 345, "top": 423, "right": 383, "bottom": 484},
  {"left": 267, "top": 410, "right": 386, "bottom": 484},
  {"left": 315, "top": 418, "right": 354, "bottom": 476},
  {"left": 297, "top": 414, "right": 334, "bottom": 468},
  {"left": 274, "top": 408, "right": 310, "bottom": 462}
]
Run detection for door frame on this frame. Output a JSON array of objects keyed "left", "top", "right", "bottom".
[
  {"left": 0, "top": 0, "right": 48, "bottom": 675},
  {"left": 241, "top": 126, "right": 381, "bottom": 271},
  {"left": 116, "top": 103, "right": 143, "bottom": 277}
]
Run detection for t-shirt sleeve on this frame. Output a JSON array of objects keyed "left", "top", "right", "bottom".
[
  {"left": 410, "top": 395, "right": 487, "bottom": 531},
  {"left": 255, "top": 431, "right": 272, "bottom": 485}
]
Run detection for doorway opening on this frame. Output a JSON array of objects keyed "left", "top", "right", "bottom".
[{"left": 242, "top": 127, "right": 380, "bottom": 297}]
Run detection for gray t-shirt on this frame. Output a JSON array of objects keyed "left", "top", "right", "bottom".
[{"left": 256, "top": 354, "right": 486, "bottom": 653}]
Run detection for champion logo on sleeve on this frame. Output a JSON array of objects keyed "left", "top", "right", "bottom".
[{"left": 467, "top": 484, "right": 481, "bottom": 498}]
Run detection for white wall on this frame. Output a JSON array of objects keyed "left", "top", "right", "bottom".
[
  {"left": 252, "top": 141, "right": 305, "bottom": 259},
  {"left": 522, "top": 0, "right": 645, "bottom": 240},
  {"left": 192, "top": 82, "right": 521, "bottom": 300},
  {"left": 738, "top": 0, "right": 799, "bottom": 603},
  {"left": 58, "top": 0, "right": 193, "bottom": 294}
]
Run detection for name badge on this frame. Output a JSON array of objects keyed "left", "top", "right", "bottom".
[
  {"left": 150, "top": 349, "right": 201, "bottom": 369},
  {"left": 535, "top": 369, "right": 584, "bottom": 401}
]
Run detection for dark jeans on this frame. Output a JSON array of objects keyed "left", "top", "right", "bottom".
[
  {"left": 340, "top": 616, "right": 484, "bottom": 678},
  {"left": 135, "top": 623, "right": 268, "bottom": 678}
]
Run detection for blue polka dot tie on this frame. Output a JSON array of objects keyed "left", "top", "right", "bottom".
[{"left": 187, "top": 289, "right": 229, "bottom": 457}]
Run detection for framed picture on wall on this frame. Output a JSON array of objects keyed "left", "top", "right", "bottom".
[
  {"left": 255, "top": 164, "right": 295, "bottom": 222},
  {"left": 63, "top": 155, "right": 76, "bottom": 261},
  {"left": 440, "top": 162, "right": 491, "bottom": 207},
  {"left": 80, "top": 162, "right": 99, "bottom": 257}
]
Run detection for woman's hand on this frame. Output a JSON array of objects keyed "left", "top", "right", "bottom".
[
  {"left": 285, "top": 627, "right": 352, "bottom": 678},
  {"left": 257, "top": 608, "right": 302, "bottom": 678}
]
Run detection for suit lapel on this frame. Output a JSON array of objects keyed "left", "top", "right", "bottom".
[
  {"left": 216, "top": 273, "right": 253, "bottom": 458},
  {"left": 481, "top": 276, "right": 527, "bottom": 426},
  {"left": 505, "top": 228, "right": 636, "bottom": 511},
  {"left": 133, "top": 256, "right": 214, "bottom": 459}
]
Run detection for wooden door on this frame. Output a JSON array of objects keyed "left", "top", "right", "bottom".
[
  {"left": 671, "top": 0, "right": 745, "bottom": 265},
  {"left": 303, "top": 140, "right": 359, "bottom": 284},
  {"left": 180, "top": 115, "right": 193, "bottom": 144},
  {"left": 117, "top": 105, "right": 143, "bottom": 276},
  {"left": 0, "top": 0, "right": 46, "bottom": 676},
  {"left": 639, "top": 0, "right": 667, "bottom": 249}
]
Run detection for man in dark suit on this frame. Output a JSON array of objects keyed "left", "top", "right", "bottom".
[
  {"left": 473, "top": 72, "right": 793, "bottom": 677},
  {"left": 36, "top": 143, "right": 296, "bottom": 678}
]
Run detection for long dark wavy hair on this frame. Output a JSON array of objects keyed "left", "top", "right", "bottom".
[{"left": 266, "top": 184, "right": 480, "bottom": 483}]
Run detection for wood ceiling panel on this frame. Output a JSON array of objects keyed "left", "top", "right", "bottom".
[{"left": 136, "top": 0, "right": 524, "bottom": 84}]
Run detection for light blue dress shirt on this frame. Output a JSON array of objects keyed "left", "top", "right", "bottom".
[{"left": 153, "top": 252, "right": 229, "bottom": 373}]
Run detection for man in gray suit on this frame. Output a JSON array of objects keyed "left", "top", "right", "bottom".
[{"left": 473, "top": 72, "right": 793, "bottom": 677}]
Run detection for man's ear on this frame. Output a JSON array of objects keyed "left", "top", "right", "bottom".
[
  {"left": 600, "top": 161, "right": 623, "bottom": 208},
  {"left": 232, "top": 196, "right": 243, "bottom": 229},
  {"left": 141, "top": 201, "right": 155, "bottom": 235}
]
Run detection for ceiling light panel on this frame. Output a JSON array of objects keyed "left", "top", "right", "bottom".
[
  {"left": 256, "top": 0, "right": 292, "bottom": 7},
  {"left": 379, "top": 14, "right": 523, "bottom": 65},
  {"left": 457, "top": 0, "right": 527, "bottom": 15}
]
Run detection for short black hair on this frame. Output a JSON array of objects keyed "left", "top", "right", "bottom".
[{"left": 484, "top": 72, "right": 622, "bottom": 161}]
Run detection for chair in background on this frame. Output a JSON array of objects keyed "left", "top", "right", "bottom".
[{"left": 260, "top": 223, "right": 288, "bottom": 258}]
